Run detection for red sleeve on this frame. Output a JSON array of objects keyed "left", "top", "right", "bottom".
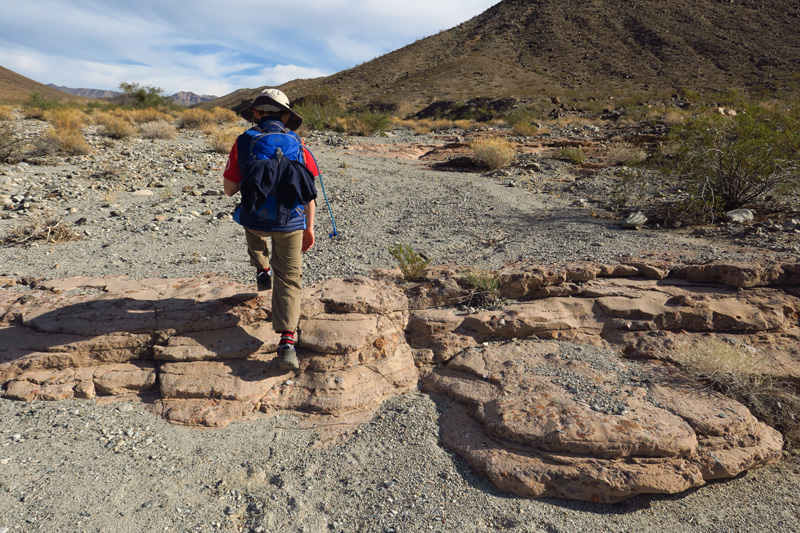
[
  {"left": 223, "top": 142, "right": 242, "bottom": 183},
  {"left": 302, "top": 145, "right": 320, "bottom": 177}
]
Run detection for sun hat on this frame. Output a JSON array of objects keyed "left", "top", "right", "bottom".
[{"left": 239, "top": 88, "right": 303, "bottom": 130}]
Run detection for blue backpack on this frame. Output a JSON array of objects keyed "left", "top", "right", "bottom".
[{"left": 234, "top": 122, "right": 317, "bottom": 228}]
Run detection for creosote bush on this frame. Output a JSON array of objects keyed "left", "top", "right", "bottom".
[
  {"left": 344, "top": 110, "right": 392, "bottom": 136},
  {"left": 22, "top": 92, "right": 63, "bottom": 119},
  {"left": 471, "top": 137, "right": 516, "bottom": 170},
  {"left": 388, "top": 244, "right": 430, "bottom": 281},
  {"left": 655, "top": 102, "right": 800, "bottom": 219}
]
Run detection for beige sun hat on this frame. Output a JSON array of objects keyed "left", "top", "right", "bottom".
[{"left": 239, "top": 88, "right": 303, "bottom": 130}]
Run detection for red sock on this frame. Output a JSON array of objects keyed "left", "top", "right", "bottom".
[{"left": 279, "top": 331, "right": 295, "bottom": 346}]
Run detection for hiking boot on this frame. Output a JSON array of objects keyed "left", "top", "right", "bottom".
[
  {"left": 278, "top": 343, "right": 299, "bottom": 372},
  {"left": 256, "top": 269, "right": 272, "bottom": 291}
]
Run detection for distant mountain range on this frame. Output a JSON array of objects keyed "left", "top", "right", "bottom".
[{"left": 47, "top": 84, "right": 217, "bottom": 106}]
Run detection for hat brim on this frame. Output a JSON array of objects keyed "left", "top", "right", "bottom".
[{"left": 239, "top": 94, "right": 303, "bottom": 130}]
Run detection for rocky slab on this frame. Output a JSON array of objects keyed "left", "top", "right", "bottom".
[
  {"left": 422, "top": 340, "right": 783, "bottom": 503},
  {"left": 1, "top": 261, "right": 798, "bottom": 502}
]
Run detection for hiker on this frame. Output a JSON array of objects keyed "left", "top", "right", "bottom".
[{"left": 222, "top": 88, "right": 319, "bottom": 372}]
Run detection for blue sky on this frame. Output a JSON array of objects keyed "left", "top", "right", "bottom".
[{"left": 0, "top": 0, "right": 499, "bottom": 97}]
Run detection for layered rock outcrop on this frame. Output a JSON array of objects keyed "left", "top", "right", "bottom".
[
  {"left": 0, "top": 275, "right": 417, "bottom": 427},
  {"left": 2, "top": 260, "right": 799, "bottom": 503}
]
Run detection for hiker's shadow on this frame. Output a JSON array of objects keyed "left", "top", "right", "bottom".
[{"left": 0, "top": 292, "right": 280, "bottom": 380}]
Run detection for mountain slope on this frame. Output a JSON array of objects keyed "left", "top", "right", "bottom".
[
  {"left": 211, "top": 0, "right": 800, "bottom": 115},
  {"left": 0, "top": 66, "right": 91, "bottom": 105}
]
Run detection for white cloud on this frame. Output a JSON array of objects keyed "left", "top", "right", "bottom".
[{"left": 0, "top": 0, "right": 499, "bottom": 95}]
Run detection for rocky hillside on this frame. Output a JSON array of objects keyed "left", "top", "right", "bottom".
[
  {"left": 211, "top": 0, "right": 800, "bottom": 115},
  {"left": 0, "top": 66, "right": 90, "bottom": 105}
]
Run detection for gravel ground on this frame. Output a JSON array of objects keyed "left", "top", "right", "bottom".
[{"left": 1, "top": 121, "right": 799, "bottom": 532}]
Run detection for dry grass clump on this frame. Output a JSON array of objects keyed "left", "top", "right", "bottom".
[
  {"left": 177, "top": 108, "right": 214, "bottom": 129},
  {"left": 511, "top": 122, "right": 541, "bottom": 136},
  {"left": 207, "top": 126, "right": 240, "bottom": 154},
  {"left": 674, "top": 338, "right": 800, "bottom": 449},
  {"left": 130, "top": 108, "right": 174, "bottom": 124},
  {"left": 139, "top": 120, "right": 178, "bottom": 140},
  {"left": 471, "top": 137, "right": 516, "bottom": 170},
  {"left": 35, "top": 108, "right": 92, "bottom": 155},
  {"left": 199, "top": 123, "right": 219, "bottom": 136},
  {"left": 3, "top": 210, "right": 82, "bottom": 245},
  {"left": 95, "top": 111, "right": 137, "bottom": 139},
  {"left": 45, "top": 108, "right": 91, "bottom": 131},
  {"left": 41, "top": 128, "right": 92, "bottom": 155},
  {"left": 606, "top": 141, "right": 647, "bottom": 166},
  {"left": 209, "top": 107, "right": 239, "bottom": 125},
  {"left": 0, "top": 105, "right": 16, "bottom": 121}
]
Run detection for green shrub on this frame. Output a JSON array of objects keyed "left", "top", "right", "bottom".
[
  {"left": 23, "top": 92, "right": 63, "bottom": 119},
  {"left": 461, "top": 269, "right": 503, "bottom": 309},
  {"left": 294, "top": 93, "right": 344, "bottom": 131},
  {"left": 471, "top": 138, "right": 516, "bottom": 170},
  {"left": 388, "top": 244, "right": 430, "bottom": 281},
  {"left": 0, "top": 121, "right": 24, "bottom": 162},
  {"left": 344, "top": 110, "right": 392, "bottom": 136},
  {"left": 555, "top": 146, "right": 585, "bottom": 165},
  {"left": 656, "top": 103, "right": 800, "bottom": 217},
  {"left": 118, "top": 81, "right": 178, "bottom": 110}
]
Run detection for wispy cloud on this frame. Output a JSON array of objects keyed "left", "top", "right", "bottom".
[{"left": 1, "top": 0, "right": 498, "bottom": 96}]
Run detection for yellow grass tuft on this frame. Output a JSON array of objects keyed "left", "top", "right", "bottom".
[
  {"left": 207, "top": 126, "right": 241, "bottom": 154},
  {"left": 209, "top": 107, "right": 239, "bottom": 125},
  {"left": 177, "top": 108, "right": 214, "bottom": 129},
  {"left": 139, "top": 120, "right": 178, "bottom": 140},
  {"left": 471, "top": 137, "right": 516, "bottom": 170},
  {"left": 95, "top": 111, "right": 137, "bottom": 139},
  {"left": 0, "top": 105, "right": 16, "bottom": 121},
  {"left": 45, "top": 108, "right": 91, "bottom": 131}
]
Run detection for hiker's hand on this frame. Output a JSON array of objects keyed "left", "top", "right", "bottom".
[{"left": 302, "top": 228, "right": 315, "bottom": 252}]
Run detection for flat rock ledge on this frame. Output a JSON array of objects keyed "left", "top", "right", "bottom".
[{"left": 2, "top": 259, "right": 798, "bottom": 503}]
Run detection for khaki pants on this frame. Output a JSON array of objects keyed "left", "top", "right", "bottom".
[{"left": 244, "top": 227, "right": 303, "bottom": 332}]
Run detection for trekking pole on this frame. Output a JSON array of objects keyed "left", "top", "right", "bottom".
[
  {"left": 317, "top": 173, "right": 338, "bottom": 238},
  {"left": 303, "top": 145, "right": 338, "bottom": 237}
]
